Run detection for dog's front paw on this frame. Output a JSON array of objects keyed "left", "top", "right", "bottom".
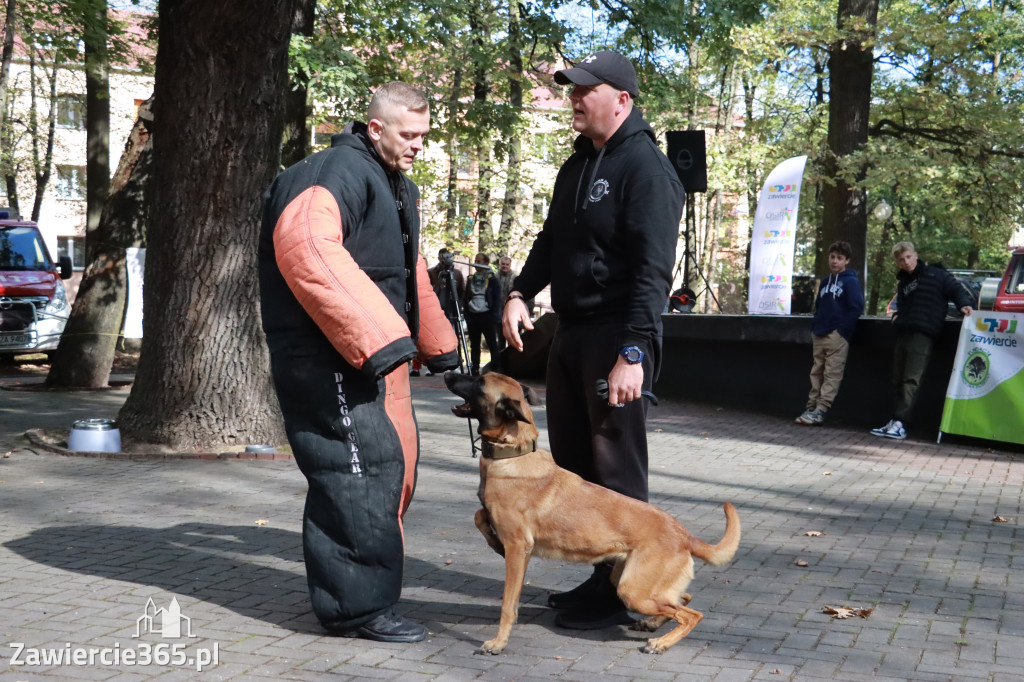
[
  {"left": 479, "top": 638, "right": 507, "bottom": 655},
  {"left": 642, "top": 638, "right": 668, "bottom": 654}
]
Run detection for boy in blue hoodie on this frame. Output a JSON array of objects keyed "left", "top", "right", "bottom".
[{"left": 796, "top": 241, "right": 864, "bottom": 425}]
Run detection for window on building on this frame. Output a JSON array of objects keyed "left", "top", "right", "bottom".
[
  {"left": 56, "top": 165, "right": 87, "bottom": 200},
  {"left": 533, "top": 195, "right": 549, "bottom": 224},
  {"left": 57, "top": 236, "right": 86, "bottom": 270},
  {"left": 455, "top": 150, "right": 472, "bottom": 177},
  {"left": 56, "top": 94, "right": 86, "bottom": 129},
  {"left": 532, "top": 133, "right": 564, "bottom": 166}
]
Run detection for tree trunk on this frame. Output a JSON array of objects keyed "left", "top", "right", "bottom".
[
  {"left": 46, "top": 98, "right": 153, "bottom": 388},
  {"left": 469, "top": 2, "right": 491, "bottom": 253},
  {"left": 29, "top": 53, "right": 58, "bottom": 222},
  {"left": 280, "top": 0, "right": 314, "bottom": 168},
  {"left": 496, "top": 0, "right": 523, "bottom": 257},
  {"left": 0, "top": 0, "right": 16, "bottom": 139},
  {"left": 444, "top": 67, "right": 463, "bottom": 243},
  {"left": 118, "top": 0, "right": 291, "bottom": 451},
  {"left": 819, "top": 0, "right": 878, "bottom": 278}
]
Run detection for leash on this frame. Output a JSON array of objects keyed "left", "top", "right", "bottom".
[{"left": 595, "top": 379, "right": 658, "bottom": 407}]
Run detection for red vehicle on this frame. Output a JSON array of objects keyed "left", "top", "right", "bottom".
[
  {"left": 0, "top": 210, "right": 73, "bottom": 357},
  {"left": 988, "top": 247, "right": 1024, "bottom": 313}
]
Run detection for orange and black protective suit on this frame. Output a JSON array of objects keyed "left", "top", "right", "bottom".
[{"left": 258, "top": 123, "right": 458, "bottom": 631}]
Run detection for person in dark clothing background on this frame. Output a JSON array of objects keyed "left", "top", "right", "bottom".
[
  {"left": 259, "top": 82, "right": 459, "bottom": 643},
  {"left": 463, "top": 252, "right": 502, "bottom": 374},
  {"left": 501, "top": 50, "right": 684, "bottom": 630},
  {"left": 795, "top": 241, "right": 864, "bottom": 426},
  {"left": 871, "top": 241, "right": 974, "bottom": 440}
]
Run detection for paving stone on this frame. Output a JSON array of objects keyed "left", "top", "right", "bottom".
[{"left": 2, "top": 374, "right": 1022, "bottom": 680}]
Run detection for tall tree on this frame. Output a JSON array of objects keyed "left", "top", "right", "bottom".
[
  {"left": 818, "top": 0, "right": 878, "bottom": 278},
  {"left": 46, "top": 99, "right": 152, "bottom": 388},
  {"left": 118, "top": 0, "right": 292, "bottom": 450},
  {"left": 44, "top": 0, "right": 117, "bottom": 388},
  {"left": 280, "top": 0, "right": 315, "bottom": 168}
]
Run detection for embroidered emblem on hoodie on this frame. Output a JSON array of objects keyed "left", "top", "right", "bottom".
[{"left": 588, "top": 178, "right": 610, "bottom": 203}]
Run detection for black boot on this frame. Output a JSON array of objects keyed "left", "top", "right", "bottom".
[
  {"left": 554, "top": 591, "right": 634, "bottom": 630},
  {"left": 551, "top": 563, "right": 634, "bottom": 629},
  {"left": 332, "top": 609, "right": 428, "bottom": 643},
  {"left": 547, "top": 563, "right": 613, "bottom": 610}
]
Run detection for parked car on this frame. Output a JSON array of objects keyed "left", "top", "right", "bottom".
[
  {"left": 979, "top": 247, "right": 1024, "bottom": 313},
  {"left": 0, "top": 210, "right": 73, "bottom": 358},
  {"left": 884, "top": 268, "right": 993, "bottom": 319}
]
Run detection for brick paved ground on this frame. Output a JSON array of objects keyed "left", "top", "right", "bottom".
[{"left": 1, "top": 372, "right": 1021, "bottom": 680}]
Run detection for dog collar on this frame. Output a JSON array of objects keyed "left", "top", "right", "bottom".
[{"left": 481, "top": 439, "right": 537, "bottom": 460}]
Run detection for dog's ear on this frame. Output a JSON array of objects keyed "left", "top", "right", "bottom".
[
  {"left": 496, "top": 396, "right": 532, "bottom": 424},
  {"left": 519, "top": 384, "right": 543, "bottom": 406}
]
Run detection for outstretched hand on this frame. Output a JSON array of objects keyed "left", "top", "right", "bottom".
[{"left": 501, "top": 298, "right": 533, "bottom": 352}]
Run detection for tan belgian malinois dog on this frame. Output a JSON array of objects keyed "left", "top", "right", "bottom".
[{"left": 444, "top": 371, "right": 741, "bottom": 654}]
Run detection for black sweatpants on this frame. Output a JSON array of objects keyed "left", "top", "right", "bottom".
[
  {"left": 892, "top": 330, "right": 934, "bottom": 424},
  {"left": 270, "top": 339, "right": 418, "bottom": 630},
  {"left": 466, "top": 312, "right": 501, "bottom": 374},
  {"left": 545, "top": 320, "right": 654, "bottom": 503}
]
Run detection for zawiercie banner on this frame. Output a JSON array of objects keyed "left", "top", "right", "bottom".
[
  {"left": 940, "top": 312, "right": 1024, "bottom": 445},
  {"left": 748, "top": 155, "right": 807, "bottom": 315}
]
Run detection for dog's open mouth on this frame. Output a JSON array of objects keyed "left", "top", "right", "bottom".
[{"left": 451, "top": 402, "right": 473, "bottom": 418}]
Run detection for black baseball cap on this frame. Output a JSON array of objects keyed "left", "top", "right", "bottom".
[{"left": 554, "top": 51, "right": 639, "bottom": 98}]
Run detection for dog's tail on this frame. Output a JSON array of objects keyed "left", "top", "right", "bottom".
[{"left": 690, "top": 502, "right": 741, "bottom": 567}]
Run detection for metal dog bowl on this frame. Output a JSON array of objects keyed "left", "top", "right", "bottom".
[{"left": 68, "top": 418, "right": 122, "bottom": 453}]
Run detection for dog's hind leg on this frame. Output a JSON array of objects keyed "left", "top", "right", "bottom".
[
  {"left": 480, "top": 538, "right": 532, "bottom": 655},
  {"left": 474, "top": 508, "right": 505, "bottom": 557},
  {"left": 632, "top": 593, "right": 691, "bottom": 633},
  {"left": 642, "top": 605, "right": 703, "bottom": 653}
]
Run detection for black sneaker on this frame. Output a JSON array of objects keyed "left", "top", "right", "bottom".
[
  {"left": 335, "top": 609, "right": 427, "bottom": 643},
  {"left": 547, "top": 566, "right": 613, "bottom": 610},
  {"left": 554, "top": 594, "right": 635, "bottom": 630}
]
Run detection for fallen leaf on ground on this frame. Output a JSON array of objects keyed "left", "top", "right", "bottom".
[
  {"left": 254, "top": 519, "right": 268, "bottom": 526},
  {"left": 823, "top": 605, "right": 873, "bottom": 619},
  {"left": 654, "top": 428, "right": 663, "bottom": 433},
  {"left": 445, "top": 560, "right": 453, "bottom": 565},
  {"left": 795, "top": 560, "right": 809, "bottom": 567},
  {"left": 993, "top": 516, "right": 1008, "bottom": 523},
  {"left": 822, "top": 471, "right": 833, "bottom": 476},
  {"left": 804, "top": 531, "right": 825, "bottom": 537}
]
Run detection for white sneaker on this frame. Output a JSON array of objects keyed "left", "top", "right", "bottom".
[
  {"left": 883, "top": 420, "right": 907, "bottom": 440},
  {"left": 795, "top": 409, "right": 825, "bottom": 425},
  {"left": 871, "top": 419, "right": 895, "bottom": 437}
]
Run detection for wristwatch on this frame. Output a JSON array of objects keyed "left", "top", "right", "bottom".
[{"left": 619, "top": 345, "right": 644, "bottom": 364}]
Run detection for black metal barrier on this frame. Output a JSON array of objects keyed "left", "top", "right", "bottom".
[
  {"left": 501, "top": 313, "right": 964, "bottom": 435},
  {"left": 657, "top": 313, "right": 963, "bottom": 434}
]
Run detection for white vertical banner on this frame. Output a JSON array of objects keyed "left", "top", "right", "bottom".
[
  {"left": 747, "top": 155, "right": 808, "bottom": 315},
  {"left": 124, "top": 247, "right": 145, "bottom": 339}
]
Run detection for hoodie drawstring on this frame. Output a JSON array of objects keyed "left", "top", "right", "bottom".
[{"left": 580, "top": 146, "right": 607, "bottom": 213}]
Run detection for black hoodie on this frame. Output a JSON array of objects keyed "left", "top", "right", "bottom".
[{"left": 513, "top": 107, "right": 684, "bottom": 352}]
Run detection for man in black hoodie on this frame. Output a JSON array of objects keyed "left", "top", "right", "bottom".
[
  {"left": 871, "top": 241, "right": 974, "bottom": 440},
  {"left": 502, "top": 51, "right": 685, "bottom": 630}
]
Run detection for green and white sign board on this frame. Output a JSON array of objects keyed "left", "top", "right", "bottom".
[{"left": 940, "top": 312, "right": 1024, "bottom": 445}]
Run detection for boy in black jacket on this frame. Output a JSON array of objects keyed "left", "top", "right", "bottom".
[
  {"left": 796, "top": 241, "right": 864, "bottom": 425},
  {"left": 871, "top": 241, "right": 974, "bottom": 440}
]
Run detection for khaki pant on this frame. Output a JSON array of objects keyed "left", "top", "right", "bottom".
[{"left": 806, "top": 330, "right": 850, "bottom": 412}]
